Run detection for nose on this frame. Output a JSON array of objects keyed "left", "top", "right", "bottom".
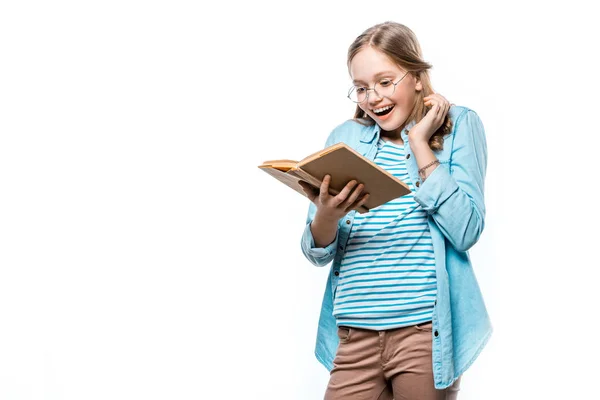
[{"left": 367, "top": 88, "right": 383, "bottom": 105}]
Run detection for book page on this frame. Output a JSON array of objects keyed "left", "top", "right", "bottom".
[{"left": 259, "top": 160, "right": 298, "bottom": 172}]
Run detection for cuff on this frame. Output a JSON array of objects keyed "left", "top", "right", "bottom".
[
  {"left": 413, "top": 164, "right": 459, "bottom": 214},
  {"left": 302, "top": 221, "right": 339, "bottom": 258}
]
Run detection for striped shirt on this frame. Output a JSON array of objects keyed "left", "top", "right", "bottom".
[{"left": 332, "top": 138, "right": 437, "bottom": 330}]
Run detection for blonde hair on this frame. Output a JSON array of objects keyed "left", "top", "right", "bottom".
[{"left": 347, "top": 22, "right": 452, "bottom": 151}]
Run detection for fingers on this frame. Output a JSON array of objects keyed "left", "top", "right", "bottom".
[
  {"left": 299, "top": 181, "right": 317, "bottom": 202},
  {"left": 315, "top": 175, "right": 369, "bottom": 213},
  {"left": 319, "top": 175, "right": 332, "bottom": 203},
  {"left": 334, "top": 179, "right": 361, "bottom": 207},
  {"left": 341, "top": 182, "right": 365, "bottom": 209},
  {"left": 436, "top": 94, "right": 450, "bottom": 117},
  {"left": 424, "top": 93, "right": 450, "bottom": 125},
  {"left": 320, "top": 174, "right": 354, "bottom": 206},
  {"left": 424, "top": 94, "right": 450, "bottom": 113},
  {"left": 346, "top": 192, "right": 370, "bottom": 212}
]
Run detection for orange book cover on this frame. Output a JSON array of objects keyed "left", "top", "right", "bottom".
[{"left": 258, "top": 142, "right": 411, "bottom": 213}]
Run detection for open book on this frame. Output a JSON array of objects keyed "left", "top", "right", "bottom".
[{"left": 258, "top": 142, "right": 411, "bottom": 213}]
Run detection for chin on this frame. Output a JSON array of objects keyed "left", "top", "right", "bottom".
[{"left": 377, "top": 115, "right": 407, "bottom": 133}]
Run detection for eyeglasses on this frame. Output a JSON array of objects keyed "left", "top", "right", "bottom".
[{"left": 347, "top": 71, "right": 409, "bottom": 103}]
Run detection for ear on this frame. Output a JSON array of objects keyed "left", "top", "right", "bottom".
[{"left": 415, "top": 75, "right": 423, "bottom": 92}]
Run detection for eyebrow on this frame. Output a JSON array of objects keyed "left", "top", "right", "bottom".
[{"left": 352, "top": 71, "right": 400, "bottom": 85}]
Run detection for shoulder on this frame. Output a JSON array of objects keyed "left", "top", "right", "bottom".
[
  {"left": 448, "top": 105, "right": 486, "bottom": 141},
  {"left": 325, "top": 119, "right": 377, "bottom": 147},
  {"left": 446, "top": 105, "right": 487, "bottom": 158},
  {"left": 449, "top": 105, "right": 480, "bottom": 127}
]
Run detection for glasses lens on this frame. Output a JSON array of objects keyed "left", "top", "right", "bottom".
[
  {"left": 348, "top": 86, "right": 366, "bottom": 103},
  {"left": 374, "top": 79, "right": 395, "bottom": 98}
]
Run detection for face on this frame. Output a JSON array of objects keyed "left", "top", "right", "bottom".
[{"left": 349, "top": 46, "right": 422, "bottom": 134}]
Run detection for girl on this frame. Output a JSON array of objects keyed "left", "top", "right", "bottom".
[{"left": 298, "top": 22, "right": 492, "bottom": 399}]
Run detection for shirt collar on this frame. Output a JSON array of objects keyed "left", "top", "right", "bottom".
[
  {"left": 360, "top": 119, "right": 417, "bottom": 143},
  {"left": 401, "top": 119, "right": 417, "bottom": 141}
]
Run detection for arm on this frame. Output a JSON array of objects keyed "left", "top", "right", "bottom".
[
  {"left": 300, "top": 126, "right": 341, "bottom": 267},
  {"left": 412, "top": 109, "right": 487, "bottom": 252},
  {"left": 299, "top": 121, "right": 370, "bottom": 265},
  {"left": 300, "top": 201, "right": 341, "bottom": 267}
]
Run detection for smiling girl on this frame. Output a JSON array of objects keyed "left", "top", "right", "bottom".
[{"left": 299, "top": 22, "right": 492, "bottom": 399}]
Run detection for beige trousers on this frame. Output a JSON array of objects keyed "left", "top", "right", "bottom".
[{"left": 325, "top": 321, "right": 461, "bottom": 400}]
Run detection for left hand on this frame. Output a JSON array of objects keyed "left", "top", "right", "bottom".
[{"left": 408, "top": 93, "right": 451, "bottom": 144}]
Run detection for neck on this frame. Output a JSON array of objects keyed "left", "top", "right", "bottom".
[
  {"left": 380, "top": 125, "right": 404, "bottom": 139},
  {"left": 380, "top": 128, "right": 404, "bottom": 145}
]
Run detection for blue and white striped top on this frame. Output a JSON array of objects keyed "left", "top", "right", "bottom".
[{"left": 332, "top": 138, "right": 437, "bottom": 330}]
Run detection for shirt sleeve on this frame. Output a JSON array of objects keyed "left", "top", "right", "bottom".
[
  {"left": 300, "top": 202, "right": 339, "bottom": 267},
  {"left": 413, "top": 109, "right": 487, "bottom": 252}
]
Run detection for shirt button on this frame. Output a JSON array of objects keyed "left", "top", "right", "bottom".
[
  {"left": 416, "top": 181, "right": 420, "bottom": 188},
  {"left": 334, "top": 271, "right": 339, "bottom": 276},
  {"left": 346, "top": 219, "right": 351, "bottom": 224},
  {"left": 406, "top": 154, "right": 410, "bottom": 159},
  {"left": 434, "top": 330, "right": 439, "bottom": 337},
  {"left": 339, "top": 246, "right": 344, "bottom": 250}
]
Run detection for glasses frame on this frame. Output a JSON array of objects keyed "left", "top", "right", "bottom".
[{"left": 347, "top": 71, "right": 410, "bottom": 104}]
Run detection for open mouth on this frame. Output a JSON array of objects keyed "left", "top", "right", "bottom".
[{"left": 373, "top": 105, "right": 395, "bottom": 117}]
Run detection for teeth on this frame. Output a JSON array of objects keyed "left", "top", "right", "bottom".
[{"left": 374, "top": 105, "right": 393, "bottom": 113}]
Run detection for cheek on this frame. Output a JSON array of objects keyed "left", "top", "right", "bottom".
[
  {"left": 395, "top": 88, "right": 414, "bottom": 105},
  {"left": 392, "top": 91, "right": 405, "bottom": 104}
]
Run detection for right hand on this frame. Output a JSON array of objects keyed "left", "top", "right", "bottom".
[{"left": 298, "top": 175, "right": 370, "bottom": 221}]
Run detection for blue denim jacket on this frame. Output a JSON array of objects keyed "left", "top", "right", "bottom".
[{"left": 300, "top": 105, "right": 492, "bottom": 389}]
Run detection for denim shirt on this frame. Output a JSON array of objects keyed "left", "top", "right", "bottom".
[{"left": 300, "top": 105, "right": 492, "bottom": 389}]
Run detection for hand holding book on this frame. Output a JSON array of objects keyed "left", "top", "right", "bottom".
[{"left": 298, "top": 175, "right": 371, "bottom": 219}]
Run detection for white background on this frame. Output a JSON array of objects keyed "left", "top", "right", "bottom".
[{"left": 1, "top": 1, "right": 599, "bottom": 399}]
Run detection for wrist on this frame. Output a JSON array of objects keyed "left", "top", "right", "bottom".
[
  {"left": 418, "top": 160, "right": 440, "bottom": 181},
  {"left": 314, "top": 210, "right": 339, "bottom": 226},
  {"left": 408, "top": 137, "right": 430, "bottom": 151}
]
